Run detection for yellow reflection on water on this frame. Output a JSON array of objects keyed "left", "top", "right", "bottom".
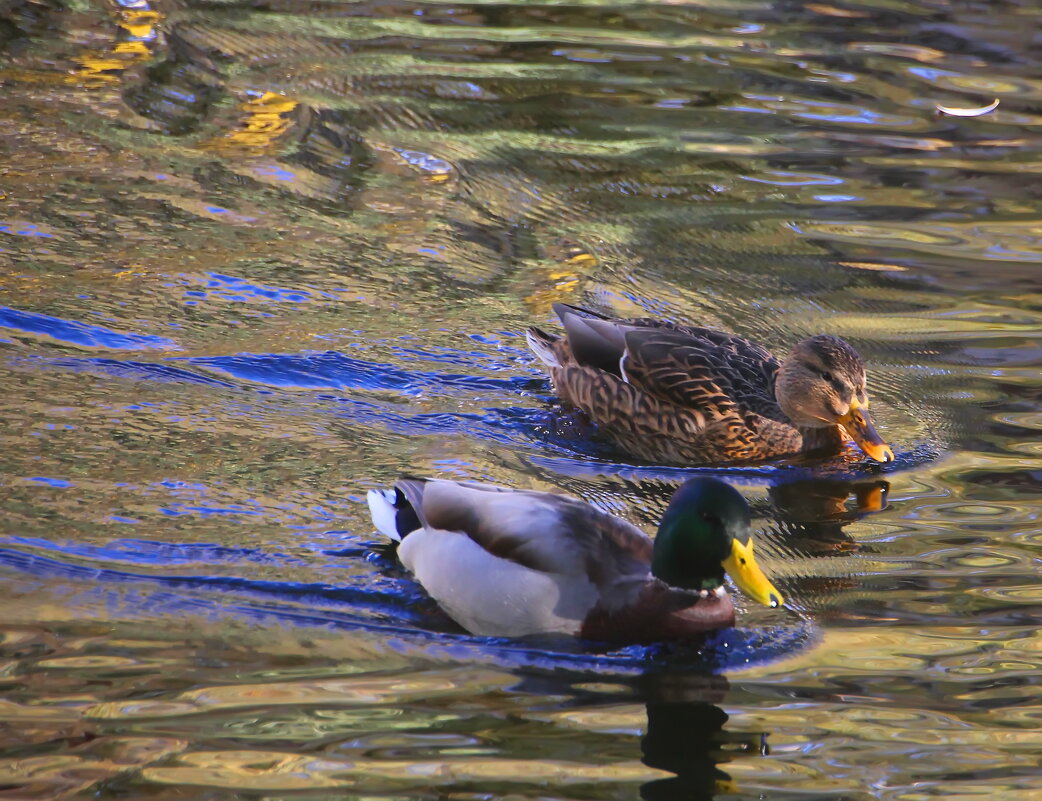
[
  {"left": 69, "top": 0, "right": 161, "bottom": 85},
  {"left": 0, "top": 737, "right": 188, "bottom": 799},
  {"left": 202, "top": 92, "right": 299, "bottom": 155},
  {"left": 802, "top": 220, "right": 1042, "bottom": 262},
  {"left": 142, "top": 750, "right": 664, "bottom": 791},
  {"left": 87, "top": 668, "right": 515, "bottom": 720}
]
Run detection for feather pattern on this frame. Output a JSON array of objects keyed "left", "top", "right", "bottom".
[
  {"left": 397, "top": 478, "right": 652, "bottom": 590},
  {"left": 370, "top": 477, "right": 738, "bottom": 640},
  {"left": 528, "top": 304, "right": 846, "bottom": 465}
]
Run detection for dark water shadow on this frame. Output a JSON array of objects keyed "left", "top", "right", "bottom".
[{"left": 513, "top": 668, "right": 767, "bottom": 801}]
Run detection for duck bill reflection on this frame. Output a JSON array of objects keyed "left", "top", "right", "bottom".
[
  {"left": 722, "top": 538, "right": 783, "bottom": 608},
  {"left": 838, "top": 400, "right": 894, "bottom": 463}
]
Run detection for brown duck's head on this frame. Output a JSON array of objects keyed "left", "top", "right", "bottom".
[{"left": 775, "top": 335, "right": 894, "bottom": 463}]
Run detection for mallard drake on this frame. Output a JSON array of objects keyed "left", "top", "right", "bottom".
[
  {"left": 367, "top": 476, "right": 782, "bottom": 643},
  {"left": 526, "top": 303, "right": 894, "bottom": 466}
]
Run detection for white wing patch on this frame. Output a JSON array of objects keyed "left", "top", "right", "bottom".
[{"left": 619, "top": 351, "right": 631, "bottom": 384}]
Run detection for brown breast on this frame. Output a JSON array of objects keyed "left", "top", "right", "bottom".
[{"left": 579, "top": 581, "right": 736, "bottom": 644}]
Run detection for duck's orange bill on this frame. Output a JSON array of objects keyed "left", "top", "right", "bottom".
[
  {"left": 838, "top": 399, "right": 894, "bottom": 463},
  {"left": 722, "top": 539, "right": 783, "bottom": 608}
]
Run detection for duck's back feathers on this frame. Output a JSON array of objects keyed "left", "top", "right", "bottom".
[
  {"left": 375, "top": 479, "right": 660, "bottom": 637},
  {"left": 617, "top": 326, "right": 787, "bottom": 422},
  {"left": 555, "top": 303, "right": 628, "bottom": 375},
  {"left": 393, "top": 478, "right": 652, "bottom": 585},
  {"left": 528, "top": 304, "right": 804, "bottom": 464}
]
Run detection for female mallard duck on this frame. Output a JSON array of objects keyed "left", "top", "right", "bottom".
[
  {"left": 526, "top": 303, "right": 893, "bottom": 466},
  {"left": 367, "top": 476, "right": 782, "bottom": 643}
]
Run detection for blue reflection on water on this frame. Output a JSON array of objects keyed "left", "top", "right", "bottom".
[
  {"left": 0, "top": 535, "right": 302, "bottom": 567},
  {"left": 0, "top": 540, "right": 816, "bottom": 674},
  {"left": 25, "top": 357, "right": 236, "bottom": 387},
  {"left": 26, "top": 477, "right": 74, "bottom": 488},
  {"left": 253, "top": 164, "right": 297, "bottom": 181},
  {"left": 188, "top": 352, "right": 536, "bottom": 394},
  {"left": 0, "top": 307, "right": 179, "bottom": 350},
  {"left": 0, "top": 221, "right": 55, "bottom": 238},
  {"left": 157, "top": 503, "right": 266, "bottom": 517}
]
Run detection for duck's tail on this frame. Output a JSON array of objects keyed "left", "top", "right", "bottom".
[
  {"left": 525, "top": 326, "right": 561, "bottom": 368},
  {"left": 366, "top": 484, "right": 422, "bottom": 542},
  {"left": 367, "top": 489, "right": 402, "bottom": 541}
]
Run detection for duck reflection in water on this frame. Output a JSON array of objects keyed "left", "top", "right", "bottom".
[
  {"left": 769, "top": 475, "right": 887, "bottom": 531},
  {"left": 519, "top": 459, "right": 890, "bottom": 558},
  {"left": 515, "top": 669, "right": 764, "bottom": 801},
  {"left": 639, "top": 672, "right": 760, "bottom": 801}
]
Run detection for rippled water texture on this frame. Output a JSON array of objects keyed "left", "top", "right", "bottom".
[{"left": 2, "top": 0, "right": 1042, "bottom": 797}]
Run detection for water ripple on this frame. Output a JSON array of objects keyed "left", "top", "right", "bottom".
[
  {"left": 3, "top": 0, "right": 1042, "bottom": 796},
  {"left": 0, "top": 307, "right": 179, "bottom": 351}
]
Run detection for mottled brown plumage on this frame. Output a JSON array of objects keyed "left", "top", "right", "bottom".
[{"left": 526, "top": 303, "right": 893, "bottom": 466}]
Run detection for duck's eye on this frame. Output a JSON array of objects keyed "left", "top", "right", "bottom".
[
  {"left": 821, "top": 371, "right": 833, "bottom": 382},
  {"left": 701, "top": 511, "right": 718, "bottom": 524}
]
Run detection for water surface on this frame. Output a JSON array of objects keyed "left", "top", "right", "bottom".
[{"left": 2, "top": 0, "right": 1042, "bottom": 797}]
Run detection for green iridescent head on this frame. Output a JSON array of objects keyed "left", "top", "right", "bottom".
[{"left": 652, "top": 478, "right": 783, "bottom": 608}]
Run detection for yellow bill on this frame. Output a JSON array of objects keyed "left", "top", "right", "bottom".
[
  {"left": 838, "top": 398, "right": 894, "bottom": 463},
  {"left": 722, "top": 538, "right": 783, "bottom": 608}
]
